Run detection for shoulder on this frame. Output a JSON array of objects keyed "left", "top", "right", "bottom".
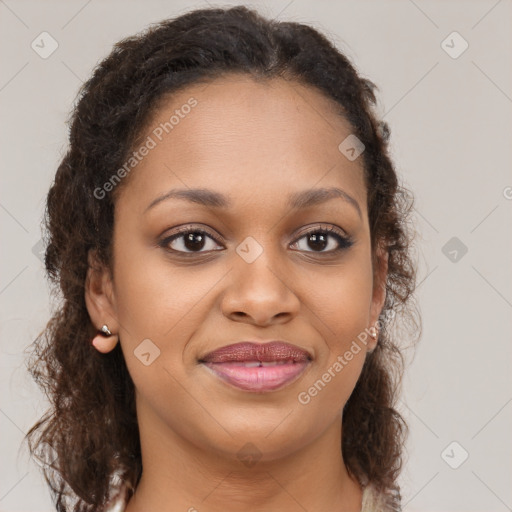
[{"left": 361, "top": 482, "right": 402, "bottom": 512}]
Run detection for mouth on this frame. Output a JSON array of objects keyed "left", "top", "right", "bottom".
[{"left": 198, "top": 341, "right": 312, "bottom": 392}]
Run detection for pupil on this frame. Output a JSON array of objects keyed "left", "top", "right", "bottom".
[
  {"left": 309, "top": 233, "right": 327, "bottom": 251},
  {"left": 185, "top": 232, "right": 205, "bottom": 251}
]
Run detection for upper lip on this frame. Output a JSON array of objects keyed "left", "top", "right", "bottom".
[{"left": 199, "top": 341, "right": 312, "bottom": 364}]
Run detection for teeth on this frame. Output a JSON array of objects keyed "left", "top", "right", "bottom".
[
  {"left": 243, "top": 361, "right": 261, "bottom": 367},
  {"left": 240, "top": 360, "right": 293, "bottom": 367}
]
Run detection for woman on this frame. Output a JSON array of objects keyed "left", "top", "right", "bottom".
[{"left": 26, "top": 5, "right": 419, "bottom": 511}]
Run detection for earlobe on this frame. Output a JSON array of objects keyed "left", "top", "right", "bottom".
[{"left": 91, "top": 325, "right": 119, "bottom": 353}]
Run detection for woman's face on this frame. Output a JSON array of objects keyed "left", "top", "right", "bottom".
[{"left": 87, "top": 74, "right": 387, "bottom": 464}]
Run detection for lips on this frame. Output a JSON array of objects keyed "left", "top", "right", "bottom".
[
  {"left": 199, "top": 341, "right": 312, "bottom": 364},
  {"left": 199, "top": 341, "right": 312, "bottom": 392}
]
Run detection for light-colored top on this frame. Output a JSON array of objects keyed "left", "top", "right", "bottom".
[{"left": 105, "top": 482, "right": 401, "bottom": 511}]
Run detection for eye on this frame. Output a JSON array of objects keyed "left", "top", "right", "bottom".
[
  {"left": 159, "top": 226, "right": 223, "bottom": 254},
  {"left": 291, "top": 225, "right": 353, "bottom": 254},
  {"left": 159, "top": 224, "right": 353, "bottom": 256}
]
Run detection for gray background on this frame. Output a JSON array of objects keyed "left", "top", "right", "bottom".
[{"left": 1, "top": 0, "right": 511, "bottom": 510}]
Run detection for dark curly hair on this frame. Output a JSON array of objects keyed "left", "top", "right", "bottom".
[{"left": 25, "top": 5, "right": 420, "bottom": 511}]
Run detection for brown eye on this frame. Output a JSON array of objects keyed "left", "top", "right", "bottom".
[
  {"left": 291, "top": 227, "right": 353, "bottom": 254},
  {"left": 161, "top": 228, "right": 223, "bottom": 254}
]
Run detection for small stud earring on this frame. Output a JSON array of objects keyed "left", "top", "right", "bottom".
[
  {"left": 367, "top": 328, "right": 378, "bottom": 353},
  {"left": 101, "top": 324, "right": 112, "bottom": 336}
]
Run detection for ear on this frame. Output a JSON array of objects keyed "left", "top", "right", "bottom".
[
  {"left": 367, "top": 242, "right": 389, "bottom": 351},
  {"left": 84, "top": 249, "right": 119, "bottom": 353}
]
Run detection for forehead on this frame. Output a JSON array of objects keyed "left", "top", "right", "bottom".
[{"left": 117, "top": 74, "right": 367, "bottom": 214}]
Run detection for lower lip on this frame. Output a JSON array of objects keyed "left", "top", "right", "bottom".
[{"left": 201, "top": 361, "right": 310, "bottom": 392}]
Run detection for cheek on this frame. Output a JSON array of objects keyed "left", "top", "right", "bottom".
[
  {"left": 112, "top": 234, "right": 216, "bottom": 340},
  {"left": 111, "top": 238, "right": 225, "bottom": 392},
  {"left": 296, "top": 252, "right": 373, "bottom": 408},
  {"left": 296, "top": 270, "right": 372, "bottom": 418},
  {"left": 302, "top": 253, "right": 374, "bottom": 351}
]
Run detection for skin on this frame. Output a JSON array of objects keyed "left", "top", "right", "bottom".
[{"left": 85, "top": 74, "right": 388, "bottom": 512}]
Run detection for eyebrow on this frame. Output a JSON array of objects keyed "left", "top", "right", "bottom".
[{"left": 144, "top": 186, "right": 362, "bottom": 218}]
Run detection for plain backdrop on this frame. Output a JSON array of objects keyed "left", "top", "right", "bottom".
[{"left": 1, "top": 1, "right": 511, "bottom": 511}]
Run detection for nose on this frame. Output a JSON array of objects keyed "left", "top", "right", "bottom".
[{"left": 221, "top": 252, "right": 301, "bottom": 327}]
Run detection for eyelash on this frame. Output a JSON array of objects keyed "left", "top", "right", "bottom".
[{"left": 158, "top": 224, "right": 354, "bottom": 256}]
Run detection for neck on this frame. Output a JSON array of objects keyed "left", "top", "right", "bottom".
[{"left": 125, "top": 401, "right": 362, "bottom": 512}]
